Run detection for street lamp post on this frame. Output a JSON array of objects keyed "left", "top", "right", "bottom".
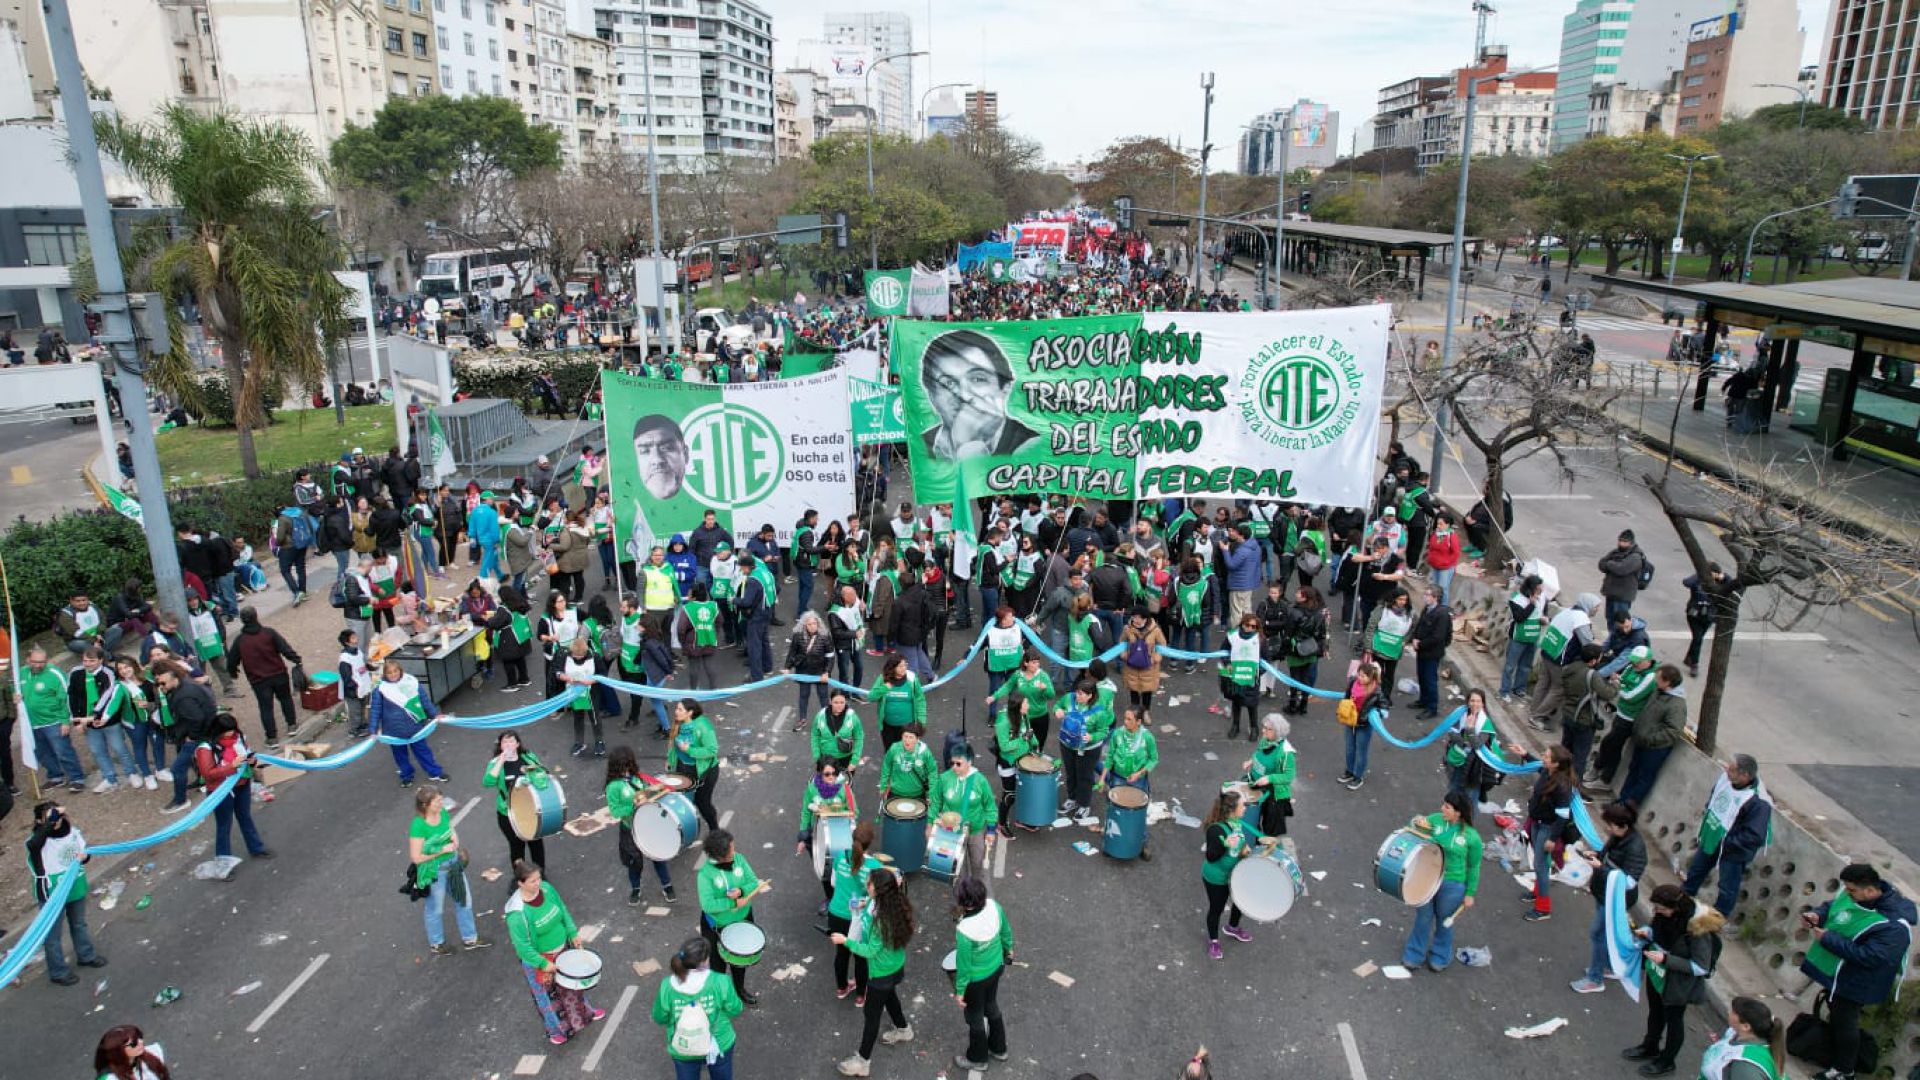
[
  {"left": 919, "top": 81, "right": 969, "bottom": 139},
  {"left": 1195, "top": 72, "right": 1215, "bottom": 291},
  {"left": 1664, "top": 152, "right": 1719, "bottom": 285},
  {"left": 640, "top": 36, "right": 670, "bottom": 354},
  {"left": 866, "top": 49, "right": 927, "bottom": 271},
  {"left": 1754, "top": 82, "right": 1813, "bottom": 129}
]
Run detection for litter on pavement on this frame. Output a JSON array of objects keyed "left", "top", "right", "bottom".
[{"left": 1505, "top": 1018, "right": 1568, "bottom": 1039}]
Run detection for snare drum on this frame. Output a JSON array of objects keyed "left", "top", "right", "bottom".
[
  {"left": 655, "top": 773, "right": 693, "bottom": 793},
  {"left": 1102, "top": 785, "right": 1149, "bottom": 860},
  {"left": 881, "top": 798, "right": 928, "bottom": 873},
  {"left": 924, "top": 823, "right": 967, "bottom": 883},
  {"left": 1374, "top": 827, "right": 1445, "bottom": 907},
  {"left": 717, "top": 921, "right": 766, "bottom": 968},
  {"left": 508, "top": 774, "right": 568, "bottom": 841},
  {"left": 552, "top": 947, "right": 602, "bottom": 990},
  {"left": 812, "top": 813, "right": 854, "bottom": 879},
  {"left": 1228, "top": 843, "right": 1308, "bottom": 922},
  {"left": 632, "top": 792, "right": 701, "bottom": 861},
  {"left": 1013, "top": 754, "right": 1058, "bottom": 829}
]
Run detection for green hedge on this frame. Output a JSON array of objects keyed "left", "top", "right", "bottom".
[
  {"left": 1, "top": 468, "right": 307, "bottom": 637},
  {"left": 451, "top": 353, "right": 606, "bottom": 414}
]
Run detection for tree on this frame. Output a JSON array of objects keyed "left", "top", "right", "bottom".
[
  {"left": 1708, "top": 125, "right": 1858, "bottom": 281},
  {"left": 1542, "top": 132, "right": 1715, "bottom": 276},
  {"left": 329, "top": 95, "right": 562, "bottom": 223},
  {"left": 1080, "top": 137, "right": 1196, "bottom": 220},
  {"left": 1395, "top": 154, "right": 1546, "bottom": 269},
  {"left": 1745, "top": 101, "right": 1866, "bottom": 133},
  {"left": 97, "top": 105, "right": 352, "bottom": 479}
]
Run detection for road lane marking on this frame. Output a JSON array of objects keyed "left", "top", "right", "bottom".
[
  {"left": 10, "top": 465, "right": 30, "bottom": 485},
  {"left": 993, "top": 833, "right": 1007, "bottom": 878},
  {"left": 1645, "top": 629, "right": 1827, "bottom": 644},
  {"left": 1852, "top": 598, "right": 1897, "bottom": 623},
  {"left": 451, "top": 795, "right": 481, "bottom": 829},
  {"left": 581, "top": 983, "right": 639, "bottom": 1072},
  {"left": 246, "top": 953, "right": 330, "bottom": 1033},
  {"left": 766, "top": 705, "right": 792, "bottom": 739},
  {"left": 719, "top": 809, "right": 735, "bottom": 829},
  {"left": 1337, "top": 1022, "right": 1369, "bottom": 1080}
]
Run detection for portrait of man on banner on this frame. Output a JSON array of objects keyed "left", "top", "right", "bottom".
[{"left": 918, "top": 328, "right": 1039, "bottom": 462}]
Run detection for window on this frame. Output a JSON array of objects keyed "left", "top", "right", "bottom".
[
  {"left": 460, "top": 0, "right": 471, "bottom": 14},
  {"left": 418, "top": 75, "right": 433, "bottom": 95},
  {"left": 485, "top": 2, "right": 495, "bottom": 24},
  {"left": 410, "top": 0, "right": 423, "bottom": 10},
  {"left": 468, "top": 70, "right": 479, "bottom": 92},
  {"left": 441, "top": 63, "right": 452, "bottom": 84},
  {"left": 492, "top": 73, "right": 503, "bottom": 94},
  {"left": 433, "top": 0, "right": 443, "bottom": 8},
  {"left": 1682, "top": 94, "right": 1702, "bottom": 107},
  {"left": 1685, "top": 73, "right": 1706, "bottom": 87},
  {"left": 391, "top": 71, "right": 409, "bottom": 93},
  {"left": 20, "top": 223, "right": 86, "bottom": 266},
  {"left": 489, "top": 39, "right": 499, "bottom": 59},
  {"left": 464, "top": 31, "right": 474, "bottom": 55},
  {"left": 1690, "top": 52, "right": 1709, "bottom": 66},
  {"left": 386, "top": 27, "right": 403, "bottom": 51},
  {"left": 436, "top": 27, "right": 449, "bottom": 50},
  {"left": 413, "top": 31, "right": 429, "bottom": 56}
]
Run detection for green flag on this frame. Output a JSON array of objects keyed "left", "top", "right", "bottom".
[
  {"left": 426, "top": 409, "right": 457, "bottom": 485},
  {"left": 104, "top": 484, "right": 145, "bottom": 525},
  {"left": 849, "top": 378, "right": 907, "bottom": 446},
  {"left": 864, "top": 269, "right": 910, "bottom": 316}
]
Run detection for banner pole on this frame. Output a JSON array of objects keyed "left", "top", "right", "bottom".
[{"left": 591, "top": 371, "right": 629, "bottom": 605}]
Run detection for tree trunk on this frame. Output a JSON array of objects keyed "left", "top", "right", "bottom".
[
  {"left": 1494, "top": 243, "right": 1507, "bottom": 272},
  {"left": 1693, "top": 605, "right": 1740, "bottom": 754},
  {"left": 223, "top": 342, "right": 262, "bottom": 480},
  {"left": 1604, "top": 243, "right": 1625, "bottom": 275},
  {"left": 1480, "top": 454, "right": 1512, "bottom": 570}
]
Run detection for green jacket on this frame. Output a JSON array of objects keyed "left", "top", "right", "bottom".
[
  {"left": 828, "top": 850, "right": 883, "bottom": 920},
  {"left": 1248, "top": 738, "right": 1296, "bottom": 800},
  {"left": 504, "top": 882, "right": 575, "bottom": 969},
  {"left": 843, "top": 906, "right": 907, "bottom": 979},
  {"left": 482, "top": 751, "right": 548, "bottom": 816},
  {"left": 697, "top": 857, "right": 760, "bottom": 927},
  {"left": 1422, "top": 813, "right": 1485, "bottom": 897},
  {"left": 20, "top": 667, "right": 66, "bottom": 729},
  {"left": 929, "top": 768, "right": 995, "bottom": 833},
  {"left": 988, "top": 669, "right": 1055, "bottom": 721},
  {"left": 670, "top": 716, "right": 719, "bottom": 776},
  {"left": 1102, "top": 725, "right": 1158, "bottom": 778},
  {"left": 605, "top": 775, "right": 657, "bottom": 824},
  {"left": 994, "top": 709, "right": 1039, "bottom": 763},
  {"left": 799, "top": 782, "right": 853, "bottom": 836},
  {"left": 1633, "top": 688, "right": 1689, "bottom": 749},
  {"left": 651, "top": 969, "right": 745, "bottom": 1061},
  {"left": 879, "top": 740, "right": 935, "bottom": 799},
  {"left": 810, "top": 706, "right": 865, "bottom": 764},
  {"left": 865, "top": 673, "right": 928, "bottom": 728},
  {"left": 953, "top": 899, "right": 1014, "bottom": 996}
]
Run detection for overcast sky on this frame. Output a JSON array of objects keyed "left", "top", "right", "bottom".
[{"left": 770, "top": 0, "right": 1833, "bottom": 164}]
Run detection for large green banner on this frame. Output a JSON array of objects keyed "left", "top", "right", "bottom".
[
  {"left": 601, "top": 369, "right": 854, "bottom": 556},
  {"left": 892, "top": 307, "right": 1390, "bottom": 508},
  {"left": 849, "top": 378, "right": 907, "bottom": 446}
]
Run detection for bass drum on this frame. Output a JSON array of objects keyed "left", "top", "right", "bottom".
[{"left": 1228, "top": 844, "right": 1308, "bottom": 923}]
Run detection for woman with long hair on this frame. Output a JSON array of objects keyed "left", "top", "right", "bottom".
[
  {"left": 537, "top": 590, "right": 580, "bottom": 697},
  {"left": 1281, "top": 586, "right": 1328, "bottom": 716},
  {"left": 93, "top": 1024, "right": 169, "bottom": 1080},
  {"left": 1199, "top": 789, "right": 1261, "bottom": 961},
  {"left": 605, "top": 745, "right": 676, "bottom": 905},
  {"left": 1512, "top": 742, "right": 1576, "bottom": 922},
  {"left": 827, "top": 821, "right": 885, "bottom": 1003},
  {"left": 1399, "top": 790, "right": 1484, "bottom": 973},
  {"left": 831, "top": 868, "right": 916, "bottom": 1076},
  {"left": 485, "top": 584, "right": 536, "bottom": 692},
  {"left": 482, "top": 731, "right": 551, "bottom": 871},
  {"left": 1624, "top": 884, "right": 1724, "bottom": 1075},
  {"left": 1695, "top": 997, "right": 1786, "bottom": 1080},
  {"left": 650, "top": 936, "right": 745, "bottom": 1079},
  {"left": 408, "top": 785, "right": 489, "bottom": 953},
  {"left": 670, "top": 699, "right": 720, "bottom": 831}
]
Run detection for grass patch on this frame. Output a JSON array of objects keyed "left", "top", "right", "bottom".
[
  {"left": 691, "top": 273, "right": 804, "bottom": 311},
  {"left": 156, "top": 405, "right": 396, "bottom": 484}
]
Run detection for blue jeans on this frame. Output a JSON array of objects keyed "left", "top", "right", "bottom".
[
  {"left": 1682, "top": 847, "right": 1747, "bottom": 917},
  {"left": 795, "top": 565, "right": 815, "bottom": 615},
  {"left": 41, "top": 897, "right": 98, "bottom": 981},
  {"left": 478, "top": 543, "right": 501, "bottom": 580},
  {"left": 673, "top": 1047, "right": 735, "bottom": 1080},
  {"left": 835, "top": 648, "right": 864, "bottom": 689},
  {"left": 84, "top": 723, "right": 141, "bottom": 783},
  {"left": 169, "top": 742, "right": 201, "bottom": 803},
  {"left": 979, "top": 587, "right": 1000, "bottom": 626},
  {"left": 1585, "top": 903, "right": 1610, "bottom": 982},
  {"left": 986, "top": 667, "right": 1012, "bottom": 702},
  {"left": 795, "top": 679, "right": 831, "bottom": 724},
  {"left": 1605, "top": 597, "right": 1632, "bottom": 624},
  {"left": 214, "top": 572, "right": 240, "bottom": 618},
  {"left": 413, "top": 533, "right": 440, "bottom": 576},
  {"left": 213, "top": 781, "right": 268, "bottom": 857},
  {"left": 1619, "top": 745, "right": 1673, "bottom": 808},
  {"left": 127, "top": 720, "right": 167, "bottom": 778},
  {"left": 1430, "top": 566, "right": 1456, "bottom": 607},
  {"left": 331, "top": 548, "right": 350, "bottom": 577},
  {"left": 388, "top": 739, "right": 445, "bottom": 782},
  {"left": 898, "top": 644, "right": 934, "bottom": 684},
  {"left": 625, "top": 858, "right": 672, "bottom": 890},
  {"left": 1403, "top": 879, "right": 1466, "bottom": 969},
  {"left": 1416, "top": 655, "right": 1442, "bottom": 712},
  {"left": 745, "top": 613, "right": 772, "bottom": 680},
  {"left": 1343, "top": 722, "right": 1373, "bottom": 779},
  {"left": 599, "top": 540, "right": 616, "bottom": 580},
  {"left": 1500, "top": 639, "right": 1537, "bottom": 697},
  {"left": 424, "top": 860, "right": 478, "bottom": 946},
  {"left": 1176, "top": 625, "right": 1208, "bottom": 655},
  {"left": 33, "top": 725, "right": 85, "bottom": 784},
  {"left": 1530, "top": 821, "right": 1556, "bottom": 910}
]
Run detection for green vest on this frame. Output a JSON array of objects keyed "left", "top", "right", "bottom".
[
  {"left": 1698, "top": 1035, "right": 1782, "bottom": 1080},
  {"left": 750, "top": 562, "right": 778, "bottom": 606},
  {"left": 685, "top": 601, "right": 720, "bottom": 647},
  {"left": 1372, "top": 608, "right": 1411, "bottom": 660},
  {"left": 1397, "top": 485, "right": 1427, "bottom": 522},
  {"left": 643, "top": 564, "right": 676, "bottom": 610},
  {"left": 1696, "top": 774, "right": 1767, "bottom": 856},
  {"left": 619, "top": 612, "right": 645, "bottom": 669},
  {"left": 789, "top": 526, "right": 815, "bottom": 567},
  {"left": 710, "top": 563, "right": 735, "bottom": 601},
  {"left": 985, "top": 624, "right": 1023, "bottom": 671},
  {"left": 1066, "top": 613, "right": 1095, "bottom": 662},
  {"left": 1002, "top": 555, "right": 1037, "bottom": 591},
  {"left": 1510, "top": 594, "right": 1544, "bottom": 643},
  {"left": 1202, "top": 819, "right": 1258, "bottom": 885},
  {"left": 1174, "top": 576, "right": 1207, "bottom": 624}
]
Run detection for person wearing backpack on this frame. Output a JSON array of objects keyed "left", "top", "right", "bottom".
[
  {"left": 1052, "top": 679, "right": 1114, "bottom": 826},
  {"left": 654, "top": 940, "right": 746, "bottom": 1079},
  {"left": 1624, "top": 885, "right": 1725, "bottom": 1077},
  {"left": 1680, "top": 564, "right": 1729, "bottom": 679},
  {"left": 272, "top": 507, "right": 311, "bottom": 605},
  {"left": 831, "top": 866, "right": 917, "bottom": 1076},
  {"left": 1119, "top": 607, "right": 1165, "bottom": 721},
  {"left": 1598, "top": 530, "right": 1649, "bottom": 623}
]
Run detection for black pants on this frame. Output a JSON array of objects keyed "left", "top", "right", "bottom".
[
  {"left": 1828, "top": 995, "right": 1865, "bottom": 1075},
  {"left": 995, "top": 761, "right": 1018, "bottom": 827},
  {"left": 880, "top": 723, "right": 904, "bottom": 754},
  {"left": 1684, "top": 614, "right": 1712, "bottom": 667},
  {"left": 1128, "top": 689, "right": 1155, "bottom": 716},
  {"left": 1593, "top": 716, "right": 1635, "bottom": 782},
  {"left": 496, "top": 810, "right": 546, "bottom": 870},
  {"left": 683, "top": 765, "right": 719, "bottom": 830},
  {"left": 1375, "top": 656, "right": 1400, "bottom": 699},
  {"left": 251, "top": 674, "right": 296, "bottom": 740},
  {"left": 1259, "top": 795, "right": 1292, "bottom": 837},
  {"left": 502, "top": 655, "right": 529, "bottom": 687},
  {"left": 370, "top": 605, "right": 395, "bottom": 632},
  {"left": 963, "top": 967, "right": 1009, "bottom": 1064},
  {"left": 826, "top": 913, "right": 869, "bottom": 994},
  {"left": 1560, "top": 723, "right": 1597, "bottom": 778},
  {"left": 858, "top": 973, "right": 907, "bottom": 1058},
  {"left": 1204, "top": 880, "right": 1242, "bottom": 940},
  {"left": 555, "top": 570, "right": 584, "bottom": 603},
  {"left": 1639, "top": 983, "right": 1688, "bottom": 1066},
  {"left": 0, "top": 710, "right": 15, "bottom": 788},
  {"left": 699, "top": 914, "right": 751, "bottom": 996},
  {"left": 569, "top": 706, "right": 603, "bottom": 748}
]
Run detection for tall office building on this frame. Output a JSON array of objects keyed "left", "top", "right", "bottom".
[
  {"left": 1819, "top": 0, "right": 1920, "bottom": 130},
  {"left": 593, "top": 0, "right": 773, "bottom": 169},
  {"left": 1553, "top": 0, "right": 1727, "bottom": 151},
  {"left": 823, "top": 10, "right": 912, "bottom": 134},
  {"left": 1239, "top": 99, "right": 1341, "bottom": 174},
  {"left": 965, "top": 88, "right": 998, "bottom": 127}
]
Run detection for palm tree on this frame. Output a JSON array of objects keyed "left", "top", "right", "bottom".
[{"left": 95, "top": 104, "right": 352, "bottom": 479}]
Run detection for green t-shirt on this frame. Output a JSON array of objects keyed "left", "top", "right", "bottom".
[
  {"left": 844, "top": 905, "right": 907, "bottom": 979},
  {"left": 505, "top": 882, "right": 575, "bottom": 967},
  {"left": 1203, "top": 819, "right": 1259, "bottom": 886},
  {"left": 698, "top": 857, "right": 760, "bottom": 927},
  {"left": 20, "top": 667, "right": 67, "bottom": 729},
  {"left": 409, "top": 811, "right": 458, "bottom": 887},
  {"left": 1421, "top": 813, "right": 1485, "bottom": 896}
]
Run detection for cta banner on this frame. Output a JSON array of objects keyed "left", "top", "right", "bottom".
[
  {"left": 892, "top": 306, "right": 1389, "bottom": 509},
  {"left": 849, "top": 377, "right": 907, "bottom": 446},
  {"left": 1008, "top": 221, "right": 1071, "bottom": 261},
  {"left": 602, "top": 369, "right": 854, "bottom": 555}
]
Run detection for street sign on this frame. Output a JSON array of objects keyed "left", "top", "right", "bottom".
[
  {"left": 1844, "top": 174, "right": 1919, "bottom": 218},
  {"left": 777, "top": 214, "right": 822, "bottom": 245},
  {"left": 1670, "top": 236, "right": 1685, "bottom": 254},
  {"left": 1147, "top": 217, "right": 1187, "bottom": 227}
]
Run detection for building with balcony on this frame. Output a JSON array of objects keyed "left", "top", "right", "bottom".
[
  {"left": 1373, "top": 75, "right": 1450, "bottom": 153},
  {"left": 432, "top": 0, "right": 505, "bottom": 99},
  {"left": 1819, "top": 0, "right": 1920, "bottom": 130}
]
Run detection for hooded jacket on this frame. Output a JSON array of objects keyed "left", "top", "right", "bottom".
[
  {"left": 1632, "top": 685, "right": 1688, "bottom": 749},
  {"left": 664, "top": 534, "right": 699, "bottom": 592},
  {"left": 1598, "top": 544, "right": 1648, "bottom": 603},
  {"left": 1647, "top": 907, "right": 1725, "bottom": 1005},
  {"left": 226, "top": 620, "right": 300, "bottom": 683},
  {"left": 953, "top": 900, "right": 1014, "bottom": 996}
]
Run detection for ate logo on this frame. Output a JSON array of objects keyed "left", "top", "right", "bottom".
[
  {"left": 682, "top": 403, "right": 783, "bottom": 506},
  {"left": 1257, "top": 355, "right": 1340, "bottom": 430},
  {"left": 869, "top": 275, "right": 905, "bottom": 310}
]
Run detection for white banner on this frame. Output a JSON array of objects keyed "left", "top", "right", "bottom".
[
  {"left": 1135, "top": 305, "right": 1389, "bottom": 509},
  {"left": 908, "top": 265, "right": 950, "bottom": 317}
]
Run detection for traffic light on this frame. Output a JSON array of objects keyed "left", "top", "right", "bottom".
[
  {"left": 1834, "top": 182, "right": 1861, "bottom": 219},
  {"left": 1114, "top": 195, "right": 1134, "bottom": 232},
  {"left": 1297, "top": 189, "right": 1312, "bottom": 216},
  {"left": 833, "top": 211, "right": 849, "bottom": 249}
]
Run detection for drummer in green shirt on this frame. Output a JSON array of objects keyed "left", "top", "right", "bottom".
[
  {"left": 652, "top": 936, "right": 745, "bottom": 1074},
  {"left": 504, "top": 860, "right": 603, "bottom": 1045},
  {"left": 1400, "top": 790, "right": 1484, "bottom": 973},
  {"left": 1101, "top": 707, "right": 1160, "bottom": 859},
  {"left": 669, "top": 699, "right": 720, "bottom": 832},
  {"left": 1201, "top": 788, "right": 1263, "bottom": 960},
  {"left": 864, "top": 654, "right": 927, "bottom": 754},
  {"left": 992, "top": 698, "right": 1042, "bottom": 835},
  {"left": 797, "top": 758, "right": 856, "bottom": 904},
  {"left": 810, "top": 688, "right": 866, "bottom": 774},
  {"left": 696, "top": 829, "right": 767, "bottom": 1005},
  {"left": 826, "top": 822, "right": 885, "bottom": 1002},
  {"left": 482, "top": 731, "right": 553, "bottom": 871},
  {"left": 929, "top": 743, "right": 997, "bottom": 893},
  {"left": 878, "top": 722, "right": 935, "bottom": 802},
  {"left": 986, "top": 652, "right": 1055, "bottom": 750}
]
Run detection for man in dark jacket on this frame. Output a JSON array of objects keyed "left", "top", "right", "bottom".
[
  {"left": 1597, "top": 529, "right": 1648, "bottom": 622},
  {"left": 1596, "top": 611, "right": 1651, "bottom": 676},
  {"left": 735, "top": 553, "right": 773, "bottom": 681},
  {"left": 1799, "top": 864, "right": 1917, "bottom": 1080},
  {"left": 689, "top": 510, "right": 729, "bottom": 586},
  {"left": 319, "top": 495, "right": 355, "bottom": 576},
  {"left": 157, "top": 663, "right": 219, "bottom": 812},
  {"left": 1409, "top": 585, "right": 1452, "bottom": 719},
  {"left": 889, "top": 571, "right": 939, "bottom": 683},
  {"left": 1681, "top": 754, "right": 1772, "bottom": 917},
  {"left": 1619, "top": 665, "right": 1686, "bottom": 808},
  {"left": 1087, "top": 558, "right": 1131, "bottom": 647},
  {"left": 224, "top": 608, "right": 302, "bottom": 746},
  {"left": 176, "top": 526, "right": 215, "bottom": 587}
]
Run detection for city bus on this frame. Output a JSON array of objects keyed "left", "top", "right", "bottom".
[{"left": 418, "top": 248, "right": 539, "bottom": 311}]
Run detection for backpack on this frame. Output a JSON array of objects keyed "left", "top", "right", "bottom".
[
  {"left": 1295, "top": 542, "right": 1323, "bottom": 578},
  {"left": 328, "top": 577, "right": 349, "bottom": 609},
  {"left": 285, "top": 510, "right": 314, "bottom": 550},
  {"left": 1124, "top": 636, "right": 1154, "bottom": 670},
  {"left": 668, "top": 995, "right": 715, "bottom": 1058},
  {"left": 1636, "top": 557, "right": 1655, "bottom": 590}
]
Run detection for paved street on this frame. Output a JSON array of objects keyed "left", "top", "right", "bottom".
[{"left": 0, "top": 413, "right": 111, "bottom": 523}]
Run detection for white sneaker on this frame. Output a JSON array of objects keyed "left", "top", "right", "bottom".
[
  {"left": 836, "top": 1056, "right": 871, "bottom": 1077},
  {"left": 144, "top": 774, "right": 159, "bottom": 790},
  {"left": 881, "top": 1024, "right": 915, "bottom": 1045},
  {"left": 92, "top": 779, "right": 116, "bottom": 793}
]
